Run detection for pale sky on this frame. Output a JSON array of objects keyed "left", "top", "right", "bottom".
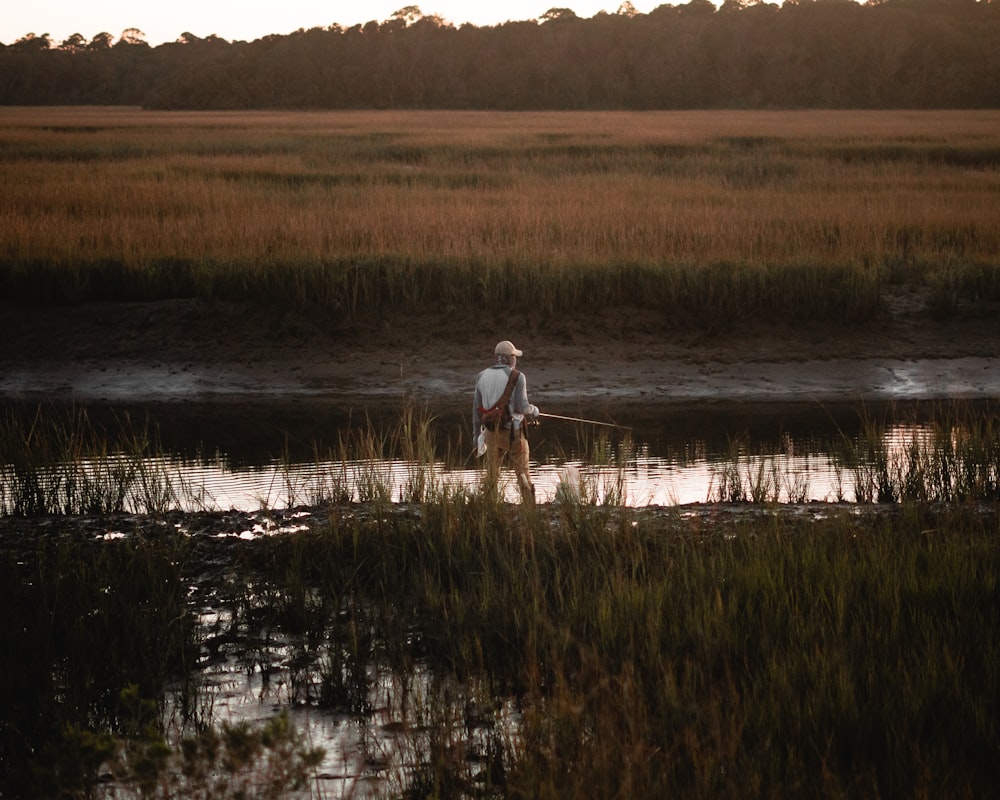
[{"left": 3, "top": 1, "right": 669, "bottom": 47}]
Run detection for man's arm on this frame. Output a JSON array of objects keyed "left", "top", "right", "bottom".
[
  {"left": 512, "top": 374, "right": 539, "bottom": 419},
  {"left": 473, "top": 381, "right": 484, "bottom": 437}
]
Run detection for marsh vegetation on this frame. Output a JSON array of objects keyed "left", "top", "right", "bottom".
[
  {"left": 3, "top": 474, "right": 999, "bottom": 798},
  {"left": 2, "top": 108, "right": 1000, "bottom": 797},
  {"left": 2, "top": 108, "right": 999, "bottom": 325},
  {"left": 2, "top": 402, "right": 1000, "bottom": 798},
  {"left": 6, "top": 400, "right": 1000, "bottom": 515}
]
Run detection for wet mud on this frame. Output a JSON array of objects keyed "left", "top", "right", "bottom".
[{"left": 3, "top": 296, "right": 1000, "bottom": 411}]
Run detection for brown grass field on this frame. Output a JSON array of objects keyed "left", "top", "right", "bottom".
[{"left": 1, "top": 107, "right": 999, "bottom": 320}]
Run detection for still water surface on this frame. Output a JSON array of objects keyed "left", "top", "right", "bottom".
[
  {"left": 1, "top": 398, "right": 963, "bottom": 511},
  {"left": 103, "top": 443, "right": 841, "bottom": 508}
]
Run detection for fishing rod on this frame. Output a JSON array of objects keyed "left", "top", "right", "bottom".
[
  {"left": 464, "top": 412, "right": 630, "bottom": 466},
  {"left": 537, "top": 412, "right": 631, "bottom": 430}
]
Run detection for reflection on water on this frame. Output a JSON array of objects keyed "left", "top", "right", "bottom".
[
  {"left": 2, "top": 398, "right": 981, "bottom": 512},
  {"left": 171, "top": 611, "right": 518, "bottom": 799},
  {"left": 83, "top": 448, "right": 849, "bottom": 509}
]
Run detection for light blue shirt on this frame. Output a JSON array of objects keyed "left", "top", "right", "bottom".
[{"left": 473, "top": 365, "right": 539, "bottom": 437}]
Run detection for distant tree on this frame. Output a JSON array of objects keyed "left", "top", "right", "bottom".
[
  {"left": 541, "top": 8, "right": 581, "bottom": 22},
  {"left": 116, "top": 28, "right": 148, "bottom": 47},
  {"left": 1, "top": 2, "right": 997, "bottom": 110},
  {"left": 381, "top": 17, "right": 407, "bottom": 34},
  {"left": 12, "top": 33, "right": 52, "bottom": 51},
  {"left": 176, "top": 32, "right": 229, "bottom": 48},
  {"left": 392, "top": 6, "right": 423, "bottom": 24},
  {"left": 677, "top": 0, "right": 717, "bottom": 14},
  {"left": 647, "top": 3, "right": 681, "bottom": 18},
  {"left": 88, "top": 32, "right": 114, "bottom": 50},
  {"left": 411, "top": 13, "right": 451, "bottom": 29},
  {"left": 59, "top": 33, "right": 87, "bottom": 51}
]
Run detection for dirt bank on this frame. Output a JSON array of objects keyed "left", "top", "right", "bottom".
[{"left": 2, "top": 291, "right": 999, "bottom": 412}]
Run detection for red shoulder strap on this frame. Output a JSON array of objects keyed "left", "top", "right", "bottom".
[{"left": 496, "top": 368, "right": 521, "bottom": 410}]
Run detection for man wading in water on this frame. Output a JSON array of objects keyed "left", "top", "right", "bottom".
[{"left": 473, "top": 340, "right": 540, "bottom": 503}]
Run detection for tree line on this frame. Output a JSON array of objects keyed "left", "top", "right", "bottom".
[{"left": 1, "top": 0, "right": 998, "bottom": 109}]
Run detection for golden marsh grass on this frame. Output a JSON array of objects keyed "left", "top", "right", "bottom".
[{"left": 2, "top": 108, "right": 999, "bottom": 319}]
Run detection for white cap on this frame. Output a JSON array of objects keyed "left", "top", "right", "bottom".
[{"left": 495, "top": 340, "right": 523, "bottom": 357}]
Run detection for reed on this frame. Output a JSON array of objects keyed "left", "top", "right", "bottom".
[
  {"left": 291, "top": 403, "right": 460, "bottom": 506},
  {"left": 8, "top": 400, "right": 1000, "bottom": 517},
  {"left": 835, "top": 402, "right": 1000, "bottom": 503},
  {"left": 3, "top": 481, "right": 999, "bottom": 797},
  {"left": 47, "top": 692, "right": 324, "bottom": 800},
  {"left": 188, "top": 495, "right": 1000, "bottom": 799},
  {"left": 708, "top": 436, "right": 804, "bottom": 504},
  {"left": 5, "top": 401, "right": 1000, "bottom": 796},
  {"left": 0, "top": 405, "right": 184, "bottom": 515},
  {"left": 0, "top": 524, "right": 197, "bottom": 796},
  {"left": 2, "top": 109, "right": 998, "bottom": 324}
]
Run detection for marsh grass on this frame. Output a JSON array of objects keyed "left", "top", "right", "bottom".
[
  {"left": 4, "top": 401, "right": 1000, "bottom": 796},
  {"left": 157, "top": 494, "right": 1000, "bottom": 798},
  {"left": 7, "top": 401, "right": 1000, "bottom": 516},
  {"left": 3, "top": 442, "right": 1000, "bottom": 797},
  {"left": 0, "top": 524, "right": 196, "bottom": 796},
  {"left": 703, "top": 403, "right": 1000, "bottom": 505},
  {"left": 0, "top": 406, "right": 185, "bottom": 515},
  {"left": 835, "top": 402, "right": 1000, "bottom": 503},
  {"left": 287, "top": 404, "right": 460, "bottom": 507},
  {"left": 2, "top": 109, "right": 998, "bottom": 324},
  {"left": 708, "top": 435, "right": 812, "bottom": 504}
]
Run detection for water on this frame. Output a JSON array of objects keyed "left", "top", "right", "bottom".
[
  {"left": 1, "top": 397, "right": 977, "bottom": 513},
  {"left": 166, "top": 615, "right": 519, "bottom": 799},
  {"left": 54, "top": 445, "right": 835, "bottom": 509}
]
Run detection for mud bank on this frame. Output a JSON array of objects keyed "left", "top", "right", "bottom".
[
  {"left": 2, "top": 355, "right": 1000, "bottom": 409},
  {"left": 3, "top": 296, "right": 999, "bottom": 410}
]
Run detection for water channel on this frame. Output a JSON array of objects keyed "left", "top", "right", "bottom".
[{"left": 1, "top": 397, "right": 984, "bottom": 512}]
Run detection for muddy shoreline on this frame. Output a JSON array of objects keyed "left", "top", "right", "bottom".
[
  {"left": 0, "top": 498, "right": 973, "bottom": 546},
  {"left": 3, "top": 295, "right": 999, "bottom": 413}
]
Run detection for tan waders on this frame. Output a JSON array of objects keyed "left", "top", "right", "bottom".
[{"left": 483, "top": 426, "right": 535, "bottom": 503}]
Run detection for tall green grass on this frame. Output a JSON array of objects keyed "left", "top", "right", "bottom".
[
  {"left": 213, "top": 494, "right": 1000, "bottom": 798},
  {"left": 2, "top": 108, "right": 998, "bottom": 324},
  {"left": 0, "top": 525, "right": 196, "bottom": 796},
  {"left": 3, "top": 396, "right": 1000, "bottom": 796},
  {"left": 836, "top": 402, "right": 1000, "bottom": 503},
  {"left": 5, "top": 492, "right": 996, "bottom": 797},
  {"left": 0, "top": 406, "right": 183, "bottom": 515},
  {"left": 6, "top": 401, "right": 1000, "bottom": 515}
]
